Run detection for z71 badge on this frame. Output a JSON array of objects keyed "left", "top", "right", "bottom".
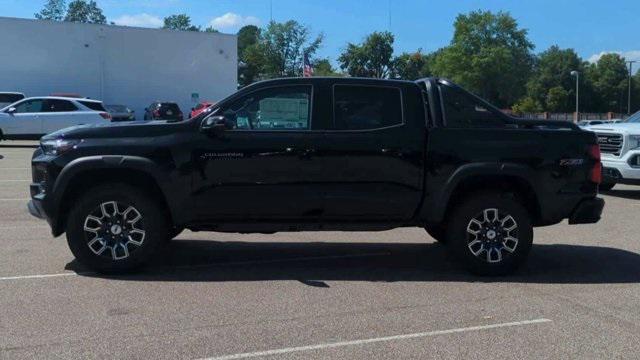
[{"left": 559, "top": 159, "right": 584, "bottom": 166}]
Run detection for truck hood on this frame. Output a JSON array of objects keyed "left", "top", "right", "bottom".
[
  {"left": 41, "top": 119, "right": 193, "bottom": 140},
  {"left": 586, "top": 122, "right": 640, "bottom": 135}
]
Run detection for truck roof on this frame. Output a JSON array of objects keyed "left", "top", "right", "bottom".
[{"left": 249, "top": 77, "right": 421, "bottom": 88}]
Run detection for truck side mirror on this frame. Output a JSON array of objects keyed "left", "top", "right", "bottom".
[
  {"left": 201, "top": 115, "right": 231, "bottom": 136},
  {"left": 6, "top": 107, "right": 16, "bottom": 114}
]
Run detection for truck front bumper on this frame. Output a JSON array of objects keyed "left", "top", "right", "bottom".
[
  {"left": 28, "top": 199, "right": 45, "bottom": 219},
  {"left": 602, "top": 151, "right": 640, "bottom": 185},
  {"left": 568, "top": 197, "right": 605, "bottom": 224}
]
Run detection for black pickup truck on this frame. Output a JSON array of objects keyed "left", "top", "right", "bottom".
[{"left": 28, "top": 77, "right": 604, "bottom": 275}]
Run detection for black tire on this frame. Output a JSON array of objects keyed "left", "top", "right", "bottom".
[
  {"left": 446, "top": 192, "right": 533, "bottom": 276},
  {"left": 66, "top": 183, "right": 169, "bottom": 273},
  {"left": 425, "top": 225, "right": 447, "bottom": 244},
  {"left": 599, "top": 182, "right": 616, "bottom": 191}
]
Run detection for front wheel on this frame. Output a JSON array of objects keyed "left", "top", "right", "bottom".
[
  {"left": 446, "top": 193, "right": 533, "bottom": 276},
  {"left": 66, "top": 184, "right": 169, "bottom": 273}
]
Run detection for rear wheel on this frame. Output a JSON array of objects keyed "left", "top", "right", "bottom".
[
  {"left": 66, "top": 184, "right": 169, "bottom": 273},
  {"left": 446, "top": 192, "right": 533, "bottom": 276},
  {"left": 599, "top": 182, "right": 616, "bottom": 191}
]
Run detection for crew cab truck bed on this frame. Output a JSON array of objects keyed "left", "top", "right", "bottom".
[{"left": 28, "top": 77, "right": 604, "bottom": 275}]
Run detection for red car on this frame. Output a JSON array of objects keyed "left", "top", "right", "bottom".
[{"left": 190, "top": 101, "right": 214, "bottom": 118}]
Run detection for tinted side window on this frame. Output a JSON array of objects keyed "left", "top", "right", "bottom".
[
  {"left": 79, "top": 101, "right": 106, "bottom": 111},
  {"left": 439, "top": 85, "right": 504, "bottom": 128},
  {"left": 333, "top": 85, "right": 403, "bottom": 130},
  {"left": 223, "top": 86, "right": 311, "bottom": 131},
  {"left": 13, "top": 99, "right": 44, "bottom": 113},
  {"left": 43, "top": 100, "right": 78, "bottom": 112}
]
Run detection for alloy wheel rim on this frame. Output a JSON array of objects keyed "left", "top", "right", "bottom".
[
  {"left": 466, "top": 208, "right": 519, "bottom": 263},
  {"left": 83, "top": 201, "right": 145, "bottom": 261}
]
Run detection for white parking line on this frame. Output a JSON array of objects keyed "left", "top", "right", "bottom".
[
  {"left": 0, "top": 225, "right": 48, "bottom": 230},
  {"left": 0, "top": 167, "right": 30, "bottom": 170},
  {"left": 0, "top": 272, "right": 90, "bottom": 281},
  {"left": 0, "top": 252, "right": 391, "bottom": 282},
  {"left": 197, "top": 319, "right": 552, "bottom": 360},
  {"left": 0, "top": 198, "right": 30, "bottom": 201},
  {"left": 0, "top": 180, "right": 30, "bottom": 182}
]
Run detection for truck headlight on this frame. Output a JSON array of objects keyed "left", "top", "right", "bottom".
[
  {"left": 40, "top": 139, "right": 80, "bottom": 156},
  {"left": 629, "top": 135, "right": 640, "bottom": 150}
]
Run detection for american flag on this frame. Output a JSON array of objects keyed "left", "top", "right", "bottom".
[{"left": 303, "top": 53, "right": 313, "bottom": 77}]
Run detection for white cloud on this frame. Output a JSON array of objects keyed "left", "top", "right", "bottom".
[
  {"left": 209, "top": 12, "right": 260, "bottom": 31},
  {"left": 113, "top": 13, "right": 163, "bottom": 28},
  {"left": 588, "top": 50, "right": 640, "bottom": 64}
]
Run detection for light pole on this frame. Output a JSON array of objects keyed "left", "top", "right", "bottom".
[
  {"left": 571, "top": 70, "right": 580, "bottom": 121},
  {"left": 627, "top": 60, "right": 637, "bottom": 115}
]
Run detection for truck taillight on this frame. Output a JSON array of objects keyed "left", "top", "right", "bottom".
[
  {"left": 588, "top": 144, "right": 601, "bottom": 161},
  {"left": 590, "top": 162, "right": 602, "bottom": 184},
  {"left": 153, "top": 110, "right": 160, "bottom": 118},
  {"left": 588, "top": 144, "right": 602, "bottom": 184},
  {"left": 99, "top": 112, "right": 111, "bottom": 120}
]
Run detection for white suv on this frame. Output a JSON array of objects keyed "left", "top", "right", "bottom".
[
  {"left": 0, "top": 97, "right": 111, "bottom": 140},
  {"left": 587, "top": 111, "right": 640, "bottom": 190}
]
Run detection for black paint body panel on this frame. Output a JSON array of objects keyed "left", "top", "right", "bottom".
[{"left": 28, "top": 77, "right": 602, "bottom": 236}]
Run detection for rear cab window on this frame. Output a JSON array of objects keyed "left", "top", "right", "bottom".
[
  {"left": 438, "top": 84, "right": 506, "bottom": 128},
  {"left": 332, "top": 85, "right": 403, "bottom": 130},
  {"left": 79, "top": 101, "right": 107, "bottom": 112}
]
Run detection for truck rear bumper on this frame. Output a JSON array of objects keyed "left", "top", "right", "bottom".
[{"left": 568, "top": 197, "right": 604, "bottom": 224}]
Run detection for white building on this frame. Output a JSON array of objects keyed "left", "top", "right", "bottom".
[{"left": 0, "top": 17, "right": 237, "bottom": 117}]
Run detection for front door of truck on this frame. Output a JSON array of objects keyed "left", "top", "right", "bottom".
[
  {"left": 191, "top": 84, "right": 324, "bottom": 221},
  {"left": 318, "top": 83, "right": 425, "bottom": 221}
]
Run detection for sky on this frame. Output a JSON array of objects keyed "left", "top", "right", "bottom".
[{"left": 2, "top": 0, "right": 640, "bottom": 70}]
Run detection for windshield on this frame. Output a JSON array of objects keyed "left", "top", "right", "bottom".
[{"left": 626, "top": 111, "right": 640, "bottom": 123}]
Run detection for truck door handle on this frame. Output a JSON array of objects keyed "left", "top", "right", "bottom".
[{"left": 381, "top": 148, "right": 406, "bottom": 157}]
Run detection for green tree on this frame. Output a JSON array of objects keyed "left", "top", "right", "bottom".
[
  {"left": 203, "top": 26, "right": 219, "bottom": 33},
  {"left": 632, "top": 71, "right": 640, "bottom": 114},
  {"left": 259, "top": 20, "right": 324, "bottom": 77},
  {"left": 163, "top": 14, "right": 200, "bottom": 31},
  {"left": 511, "top": 96, "right": 542, "bottom": 114},
  {"left": 587, "top": 53, "right": 629, "bottom": 112},
  {"left": 526, "top": 46, "right": 586, "bottom": 112},
  {"left": 431, "top": 10, "right": 534, "bottom": 107},
  {"left": 338, "top": 31, "right": 395, "bottom": 78},
  {"left": 64, "top": 0, "right": 106, "bottom": 24},
  {"left": 391, "top": 50, "right": 433, "bottom": 80},
  {"left": 237, "top": 25, "right": 263, "bottom": 86},
  {"left": 35, "top": 0, "right": 66, "bottom": 21},
  {"left": 313, "top": 58, "right": 341, "bottom": 76},
  {"left": 545, "top": 86, "right": 570, "bottom": 112}
]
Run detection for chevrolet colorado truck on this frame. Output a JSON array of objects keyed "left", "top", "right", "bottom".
[
  {"left": 28, "top": 77, "right": 605, "bottom": 275},
  {"left": 587, "top": 111, "right": 640, "bottom": 190}
]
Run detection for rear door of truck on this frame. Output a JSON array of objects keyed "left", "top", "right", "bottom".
[{"left": 318, "top": 80, "right": 427, "bottom": 221}]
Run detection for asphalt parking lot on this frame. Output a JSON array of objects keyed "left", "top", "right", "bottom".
[{"left": 2, "top": 142, "right": 640, "bottom": 359}]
